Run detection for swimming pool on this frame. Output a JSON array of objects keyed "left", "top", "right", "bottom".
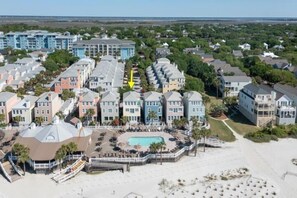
[{"left": 128, "top": 136, "right": 164, "bottom": 147}]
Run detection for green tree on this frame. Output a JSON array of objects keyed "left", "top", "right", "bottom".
[
  {"left": 191, "top": 118, "right": 201, "bottom": 157},
  {"left": 121, "top": 116, "right": 129, "bottom": 125},
  {"left": 34, "top": 117, "right": 44, "bottom": 126},
  {"left": 4, "top": 86, "right": 15, "bottom": 93},
  {"left": 149, "top": 142, "right": 159, "bottom": 164},
  {"left": 210, "top": 104, "right": 228, "bottom": 117},
  {"left": 61, "top": 90, "right": 75, "bottom": 101},
  {"left": 13, "top": 116, "right": 22, "bottom": 125},
  {"left": 55, "top": 111, "right": 65, "bottom": 120},
  {"left": 12, "top": 143, "right": 30, "bottom": 175},
  {"left": 148, "top": 111, "right": 158, "bottom": 124},
  {"left": 0, "top": 114, "right": 5, "bottom": 123},
  {"left": 85, "top": 109, "right": 95, "bottom": 122}
]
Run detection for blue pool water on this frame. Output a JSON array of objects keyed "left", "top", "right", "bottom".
[{"left": 128, "top": 136, "right": 164, "bottom": 147}]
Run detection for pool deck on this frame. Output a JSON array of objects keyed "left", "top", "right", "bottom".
[{"left": 117, "top": 132, "right": 177, "bottom": 152}]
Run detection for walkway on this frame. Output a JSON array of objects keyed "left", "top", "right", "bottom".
[
  {"left": 52, "top": 158, "right": 86, "bottom": 183},
  {"left": 222, "top": 120, "right": 297, "bottom": 198}
]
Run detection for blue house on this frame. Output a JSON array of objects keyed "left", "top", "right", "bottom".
[
  {"left": 183, "top": 91, "right": 205, "bottom": 123},
  {"left": 143, "top": 91, "right": 163, "bottom": 125}
]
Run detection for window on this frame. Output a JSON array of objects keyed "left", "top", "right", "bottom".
[{"left": 108, "top": 109, "right": 112, "bottom": 113}]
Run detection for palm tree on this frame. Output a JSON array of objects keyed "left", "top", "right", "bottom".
[
  {"left": 12, "top": 143, "right": 30, "bottom": 175},
  {"left": 148, "top": 111, "right": 158, "bottom": 125},
  {"left": 212, "top": 78, "right": 220, "bottom": 98},
  {"left": 55, "top": 149, "right": 66, "bottom": 171},
  {"left": 201, "top": 129, "right": 211, "bottom": 152},
  {"left": 223, "top": 88, "right": 231, "bottom": 98},
  {"left": 67, "top": 142, "right": 78, "bottom": 157},
  {"left": 34, "top": 117, "right": 44, "bottom": 126},
  {"left": 157, "top": 142, "right": 166, "bottom": 165},
  {"left": 149, "top": 142, "right": 159, "bottom": 163},
  {"left": 121, "top": 116, "right": 129, "bottom": 125},
  {"left": 191, "top": 127, "right": 201, "bottom": 157},
  {"left": 18, "top": 147, "right": 30, "bottom": 175},
  {"left": 85, "top": 109, "right": 95, "bottom": 123}
]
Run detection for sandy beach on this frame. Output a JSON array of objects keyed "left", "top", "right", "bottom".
[{"left": 0, "top": 134, "right": 297, "bottom": 197}]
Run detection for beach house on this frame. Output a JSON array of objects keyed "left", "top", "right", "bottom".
[
  {"left": 163, "top": 91, "right": 184, "bottom": 125},
  {"left": 183, "top": 91, "right": 205, "bottom": 122},
  {"left": 100, "top": 91, "right": 120, "bottom": 125},
  {"left": 143, "top": 91, "right": 163, "bottom": 125},
  {"left": 123, "top": 91, "right": 142, "bottom": 124}
]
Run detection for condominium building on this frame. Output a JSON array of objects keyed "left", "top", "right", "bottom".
[
  {"left": 100, "top": 91, "right": 120, "bottom": 124},
  {"left": 78, "top": 89, "right": 100, "bottom": 121},
  {"left": 219, "top": 76, "right": 252, "bottom": 97},
  {"left": 34, "top": 92, "right": 63, "bottom": 125},
  {"left": 163, "top": 91, "right": 184, "bottom": 125},
  {"left": 239, "top": 84, "right": 275, "bottom": 127},
  {"left": 89, "top": 55, "right": 124, "bottom": 93},
  {"left": 12, "top": 96, "right": 38, "bottom": 125},
  {"left": 0, "top": 92, "right": 20, "bottom": 124},
  {"left": 72, "top": 34, "right": 135, "bottom": 60},
  {"left": 123, "top": 91, "right": 142, "bottom": 124},
  {"left": 0, "top": 57, "right": 45, "bottom": 90},
  {"left": 183, "top": 91, "right": 205, "bottom": 122},
  {"left": 143, "top": 91, "right": 163, "bottom": 125},
  {"left": 0, "top": 30, "right": 77, "bottom": 50},
  {"left": 146, "top": 58, "right": 185, "bottom": 93},
  {"left": 52, "top": 58, "right": 95, "bottom": 94}
]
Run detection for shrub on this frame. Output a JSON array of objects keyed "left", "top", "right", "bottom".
[
  {"left": 271, "top": 127, "right": 287, "bottom": 138},
  {"left": 244, "top": 132, "right": 271, "bottom": 143}
]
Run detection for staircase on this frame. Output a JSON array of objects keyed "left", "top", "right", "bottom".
[
  {"left": 52, "top": 158, "right": 86, "bottom": 183},
  {"left": 0, "top": 161, "right": 21, "bottom": 183}
]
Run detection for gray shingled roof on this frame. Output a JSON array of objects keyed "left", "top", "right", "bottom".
[
  {"left": 0, "top": 92, "right": 16, "bottom": 101},
  {"left": 243, "top": 84, "right": 270, "bottom": 95},
  {"left": 123, "top": 91, "right": 140, "bottom": 101},
  {"left": 222, "top": 75, "right": 252, "bottom": 82},
  {"left": 101, "top": 91, "right": 120, "bottom": 102},
  {"left": 183, "top": 91, "right": 202, "bottom": 101},
  {"left": 163, "top": 91, "right": 182, "bottom": 101},
  {"left": 143, "top": 91, "right": 162, "bottom": 101}
]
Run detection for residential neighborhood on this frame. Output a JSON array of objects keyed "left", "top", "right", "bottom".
[{"left": 1, "top": 14, "right": 297, "bottom": 198}]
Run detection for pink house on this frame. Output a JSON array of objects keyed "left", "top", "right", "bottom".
[
  {"left": 34, "top": 92, "right": 63, "bottom": 125},
  {"left": 78, "top": 89, "right": 100, "bottom": 121},
  {"left": 54, "top": 69, "right": 81, "bottom": 94},
  {"left": 0, "top": 92, "right": 21, "bottom": 124}
]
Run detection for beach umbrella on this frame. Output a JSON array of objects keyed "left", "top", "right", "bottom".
[
  {"left": 134, "top": 144, "right": 141, "bottom": 156},
  {"left": 117, "top": 142, "right": 126, "bottom": 148}
]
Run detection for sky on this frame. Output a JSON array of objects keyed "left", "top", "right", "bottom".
[{"left": 0, "top": 0, "right": 296, "bottom": 18}]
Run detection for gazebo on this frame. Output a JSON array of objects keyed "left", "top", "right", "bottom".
[{"left": 15, "top": 116, "right": 92, "bottom": 173}]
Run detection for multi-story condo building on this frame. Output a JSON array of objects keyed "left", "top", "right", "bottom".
[
  {"left": 78, "top": 89, "right": 100, "bottom": 121},
  {"left": 163, "top": 91, "right": 184, "bottom": 125},
  {"left": 260, "top": 85, "right": 296, "bottom": 125},
  {"left": 34, "top": 92, "right": 63, "bottom": 125},
  {"left": 183, "top": 91, "right": 205, "bottom": 122},
  {"left": 72, "top": 34, "right": 135, "bottom": 60},
  {"left": 12, "top": 96, "right": 38, "bottom": 126},
  {"left": 123, "top": 91, "right": 142, "bottom": 124},
  {"left": 100, "top": 91, "right": 120, "bottom": 124},
  {"left": 146, "top": 58, "right": 185, "bottom": 93},
  {"left": 0, "top": 30, "right": 77, "bottom": 50},
  {"left": 89, "top": 55, "right": 124, "bottom": 93},
  {"left": 0, "top": 92, "right": 20, "bottom": 124},
  {"left": 219, "top": 76, "right": 252, "bottom": 97},
  {"left": 239, "top": 84, "right": 275, "bottom": 127},
  {"left": 0, "top": 57, "right": 45, "bottom": 90},
  {"left": 143, "top": 91, "right": 163, "bottom": 125},
  {"left": 52, "top": 58, "right": 95, "bottom": 94}
]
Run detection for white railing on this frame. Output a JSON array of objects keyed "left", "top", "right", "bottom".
[
  {"left": 52, "top": 157, "right": 86, "bottom": 183},
  {"left": 0, "top": 161, "right": 12, "bottom": 183},
  {"left": 90, "top": 143, "right": 196, "bottom": 164}
]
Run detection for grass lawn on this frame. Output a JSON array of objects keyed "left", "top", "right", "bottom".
[
  {"left": 225, "top": 112, "right": 259, "bottom": 135},
  {"left": 208, "top": 118, "right": 236, "bottom": 142}
]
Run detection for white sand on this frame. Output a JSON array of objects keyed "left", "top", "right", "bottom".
[{"left": 0, "top": 135, "right": 297, "bottom": 198}]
